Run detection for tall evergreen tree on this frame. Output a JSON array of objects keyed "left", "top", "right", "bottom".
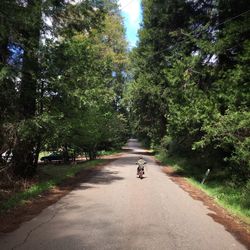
[
  {"left": 126, "top": 0, "right": 250, "bottom": 181},
  {"left": 0, "top": 0, "right": 129, "bottom": 177}
]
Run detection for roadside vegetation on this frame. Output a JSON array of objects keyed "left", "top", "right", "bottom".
[
  {"left": 0, "top": 0, "right": 129, "bottom": 214},
  {"left": 0, "top": 0, "right": 129, "bottom": 180},
  {"left": 156, "top": 150, "right": 250, "bottom": 224},
  {"left": 0, "top": 159, "right": 108, "bottom": 214},
  {"left": 97, "top": 149, "right": 123, "bottom": 157}
]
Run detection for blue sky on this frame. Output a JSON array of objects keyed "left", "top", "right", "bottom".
[{"left": 118, "top": 0, "right": 142, "bottom": 48}]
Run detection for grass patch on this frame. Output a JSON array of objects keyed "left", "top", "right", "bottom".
[
  {"left": 188, "top": 179, "right": 250, "bottom": 223},
  {"left": 156, "top": 151, "right": 250, "bottom": 224},
  {"left": 0, "top": 159, "right": 106, "bottom": 214},
  {"left": 97, "top": 149, "right": 122, "bottom": 156}
]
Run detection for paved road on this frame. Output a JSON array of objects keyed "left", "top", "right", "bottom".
[{"left": 0, "top": 139, "right": 247, "bottom": 250}]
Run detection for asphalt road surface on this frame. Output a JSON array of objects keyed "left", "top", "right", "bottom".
[{"left": 0, "top": 139, "right": 247, "bottom": 250}]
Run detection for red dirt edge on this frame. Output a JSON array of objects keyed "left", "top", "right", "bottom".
[
  {"left": 161, "top": 165, "right": 250, "bottom": 249},
  {"left": 0, "top": 156, "right": 121, "bottom": 234}
]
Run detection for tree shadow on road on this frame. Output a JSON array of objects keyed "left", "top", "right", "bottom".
[
  {"left": 83, "top": 170, "right": 124, "bottom": 185},
  {"left": 0, "top": 160, "right": 124, "bottom": 233}
]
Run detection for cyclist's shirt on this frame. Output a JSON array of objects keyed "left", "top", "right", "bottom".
[{"left": 137, "top": 159, "right": 146, "bottom": 167}]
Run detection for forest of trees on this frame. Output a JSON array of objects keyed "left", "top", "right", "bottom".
[
  {"left": 125, "top": 0, "right": 250, "bottom": 186},
  {"left": 0, "top": 0, "right": 129, "bottom": 178}
]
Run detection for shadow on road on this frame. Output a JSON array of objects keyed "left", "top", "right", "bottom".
[{"left": 85, "top": 170, "right": 124, "bottom": 185}]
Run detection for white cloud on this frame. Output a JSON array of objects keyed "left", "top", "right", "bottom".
[{"left": 119, "top": 0, "right": 141, "bottom": 27}]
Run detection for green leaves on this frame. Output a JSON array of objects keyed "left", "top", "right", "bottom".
[
  {"left": 0, "top": 0, "right": 129, "bottom": 177},
  {"left": 41, "top": 1, "right": 129, "bottom": 158},
  {"left": 127, "top": 0, "right": 250, "bottom": 182}
]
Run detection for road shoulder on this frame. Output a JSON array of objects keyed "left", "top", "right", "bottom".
[
  {"left": 161, "top": 164, "right": 250, "bottom": 248},
  {"left": 0, "top": 155, "right": 122, "bottom": 234}
]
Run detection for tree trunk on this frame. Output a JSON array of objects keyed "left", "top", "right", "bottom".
[
  {"left": 88, "top": 148, "right": 97, "bottom": 160},
  {"left": 63, "top": 144, "right": 69, "bottom": 163},
  {"left": 12, "top": 0, "right": 42, "bottom": 178}
]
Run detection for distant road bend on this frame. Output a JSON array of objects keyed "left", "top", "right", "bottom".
[{"left": 0, "top": 139, "right": 247, "bottom": 250}]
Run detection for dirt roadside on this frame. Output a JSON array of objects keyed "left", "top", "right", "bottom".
[
  {"left": 161, "top": 165, "right": 250, "bottom": 248},
  {"left": 0, "top": 154, "right": 121, "bottom": 233}
]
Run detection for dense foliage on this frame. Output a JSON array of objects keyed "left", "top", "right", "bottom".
[
  {"left": 0, "top": 0, "right": 129, "bottom": 177},
  {"left": 126, "top": 0, "right": 250, "bottom": 184}
]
